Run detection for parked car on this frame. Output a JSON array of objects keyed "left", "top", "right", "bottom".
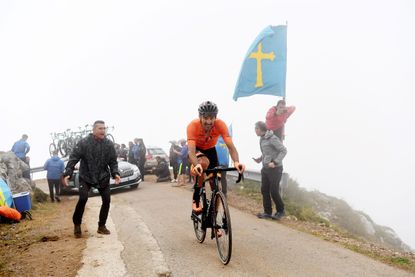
[
  {"left": 144, "top": 146, "right": 169, "bottom": 173},
  {"left": 62, "top": 160, "right": 142, "bottom": 195}
]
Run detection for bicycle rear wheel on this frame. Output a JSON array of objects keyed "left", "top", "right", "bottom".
[
  {"left": 49, "top": 143, "right": 57, "bottom": 157},
  {"left": 58, "top": 140, "right": 67, "bottom": 157},
  {"left": 214, "top": 191, "right": 232, "bottom": 265},
  {"left": 192, "top": 192, "right": 206, "bottom": 243}
]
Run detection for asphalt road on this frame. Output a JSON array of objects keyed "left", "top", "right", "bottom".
[
  {"left": 89, "top": 181, "right": 412, "bottom": 277},
  {"left": 36, "top": 180, "right": 412, "bottom": 277}
]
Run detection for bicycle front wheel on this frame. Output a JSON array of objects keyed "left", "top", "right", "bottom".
[
  {"left": 106, "top": 134, "right": 115, "bottom": 142},
  {"left": 192, "top": 192, "right": 206, "bottom": 243},
  {"left": 214, "top": 191, "right": 232, "bottom": 265}
]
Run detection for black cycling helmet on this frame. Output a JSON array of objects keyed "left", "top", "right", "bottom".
[{"left": 198, "top": 101, "right": 218, "bottom": 117}]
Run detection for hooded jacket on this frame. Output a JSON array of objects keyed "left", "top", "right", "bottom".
[
  {"left": 11, "top": 139, "right": 30, "bottom": 159},
  {"left": 44, "top": 155, "right": 65, "bottom": 180},
  {"left": 64, "top": 134, "right": 119, "bottom": 186},
  {"left": 259, "top": 130, "right": 287, "bottom": 168}
]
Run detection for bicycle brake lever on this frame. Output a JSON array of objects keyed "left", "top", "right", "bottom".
[{"left": 236, "top": 173, "right": 243, "bottom": 184}]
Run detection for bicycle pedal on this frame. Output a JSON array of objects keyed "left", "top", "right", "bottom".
[{"left": 191, "top": 211, "right": 202, "bottom": 220}]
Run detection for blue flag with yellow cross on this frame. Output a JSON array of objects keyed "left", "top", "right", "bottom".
[{"left": 233, "top": 25, "right": 287, "bottom": 101}]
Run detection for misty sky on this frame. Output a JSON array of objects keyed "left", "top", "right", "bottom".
[{"left": 1, "top": 0, "right": 414, "bottom": 248}]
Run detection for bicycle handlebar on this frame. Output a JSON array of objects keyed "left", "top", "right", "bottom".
[{"left": 204, "top": 167, "right": 244, "bottom": 183}]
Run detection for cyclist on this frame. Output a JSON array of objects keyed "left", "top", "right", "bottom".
[{"left": 187, "top": 101, "right": 245, "bottom": 213}]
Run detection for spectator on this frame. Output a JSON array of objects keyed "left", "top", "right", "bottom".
[
  {"left": 132, "top": 138, "right": 141, "bottom": 168},
  {"left": 43, "top": 150, "right": 65, "bottom": 202},
  {"left": 127, "top": 141, "right": 134, "bottom": 163},
  {"left": 174, "top": 139, "right": 188, "bottom": 187},
  {"left": 114, "top": 143, "right": 121, "bottom": 157},
  {"left": 11, "top": 134, "right": 30, "bottom": 163},
  {"left": 62, "top": 120, "right": 120, "bottom": 238},
  {"left": 118, "top": 143, "right": 128, "bottom": 161},
  {"left": 265, "top": 99, "right": 295, "bottom": 141},
  {"left": 137, "top": 138, "right": 146, "bottom": 181},
  {"left": 169, "top": 141, "right": 180, "bottom": 183},
  {"left": 253, "top": 121, "right": 287, "bottom": 220},
  {"left": 154, "top": 156, "right": 171, "bottom": 182}
]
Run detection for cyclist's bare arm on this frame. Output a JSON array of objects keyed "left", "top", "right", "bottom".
[
  {"left": 188, "top": 143, "right": 198, "bottom": 166},
  {"left": 188, "top": 143, "right": 203, "bottom": 176},
  {"left": 224, "top": 140, "right": 245, "bottom": 173}
]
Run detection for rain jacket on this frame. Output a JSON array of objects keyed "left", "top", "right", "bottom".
[
  {"left": 11, "top": 139, "right": 30, "bottom": 159},
  {"left": 64, "top": 134, "right": 119, "bottom": 187},
  {"left": 259, "top": 130, "right": 287, "bottom": 168},
  {"left": 44, "top": 155, "right": 64, "bottom": 180}
]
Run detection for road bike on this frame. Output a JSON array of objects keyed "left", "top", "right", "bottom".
[
  {"left": 191, "top": 166, "right": 243, "bottom": 265},
  {"left": 48, "top": 124, "right": 116, "bottom": 157},
  {"left": 105, "top": 126, "right": 115, "bottom": 142},
  {"left": 49, "top": 132, "right": 65, "bottom": 157},
  {"left": 58, "top": 129, "right": 77, "bottom": 157}
]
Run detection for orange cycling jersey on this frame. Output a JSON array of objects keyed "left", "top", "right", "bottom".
[{"left": 187, "top": 118, "right": 233, "bottom": 150}]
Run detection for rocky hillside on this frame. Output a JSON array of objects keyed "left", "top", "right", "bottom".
[
  {"left": 0, "top": 151, "right": 34, "bottom": 193},
  {"left": 283, "top": 178, "right": 412, "bottom": 252}
]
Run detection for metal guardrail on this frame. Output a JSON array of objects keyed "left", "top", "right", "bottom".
[
  {"left": 30, "top": 165, "right": 265, "bottom": 179},
  {"left": 228, "top": 169, "right": 289, "bottom": 197},
  {"left": 30, "top": 167, "right": 287, "bottom": 189},
  {"left": 228, "top": 169, "right": 261, "bottom": 182},
  {"left": 30, "top": 157, "right": 68, "bottom": 174},
  {"left": 28, "top": 167, "right": 282, "bottom": 181},
  {"left": 30, "top": 166, "right": 45, "bottom": 174}
]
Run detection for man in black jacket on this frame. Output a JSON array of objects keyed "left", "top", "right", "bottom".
[
  {"left": 62, "top": 120, "right": 120, "bottom": 238},
  {"left": 155, "top": 156, "right": 171, "bottom": 182}
]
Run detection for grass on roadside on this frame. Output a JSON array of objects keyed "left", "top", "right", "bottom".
[
  {"left": 231, "top": 178, "right": 327, "bottom": 224},
  {"left": 0, "top": 190, "right": 59, "bottom": 277},
  {"left": 227, "top": 178, "right": 415, "bottom": 273}
]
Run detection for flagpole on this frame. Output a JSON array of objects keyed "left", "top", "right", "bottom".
[{"left": 284, "top": 20, "right": 288, "bottom": 102}]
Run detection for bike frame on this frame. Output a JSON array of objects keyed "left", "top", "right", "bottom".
[
  {"left": 198, "top": 167, "right": 241, "bottom": 237},
  {"left": 191, "top": 166, "right": 243, "bottom": 264}
]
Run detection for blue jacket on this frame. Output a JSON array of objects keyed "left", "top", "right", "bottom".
[
  {"left": 11, "top": 139, "right": 30, "bottom": 159},
  {"left": 132, "top": 144, "right": 140, "bottom": 161},
  {"left": 44, "top": 155, "right": 65, "bottom": 180},
  {"left": 178, "top": 145, "right": 188, "bottom": 164}
]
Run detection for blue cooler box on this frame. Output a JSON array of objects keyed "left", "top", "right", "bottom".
[{"left": 12, "top": 191, "right": 32, "bottom": 212}]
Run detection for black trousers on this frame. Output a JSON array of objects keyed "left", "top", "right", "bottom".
[
  {"left": 139, "top": 161, "right": 145, "bottom": 181},
  {"left": 47, "top": 179, "right": 61, "bottom": 201},
  {"left": 171, "top": 161, "right": 179, "bottom": 179},
  {"left": 72, "top": 178, "right": 111, "bottom": 227},
  {"left": 261, "top": 166, "right": 284, "bottom": 215}
]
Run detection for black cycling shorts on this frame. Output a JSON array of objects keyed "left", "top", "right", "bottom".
[{"left": 196, "top": 147, "right": 218, "bottom": 169}]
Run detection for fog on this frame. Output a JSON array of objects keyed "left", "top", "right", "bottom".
[{"left": 1, "top": 0, "right": 414, "bottom": 249}]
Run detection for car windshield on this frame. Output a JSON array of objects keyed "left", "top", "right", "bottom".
[{"left": 149, "top": 149, "right": 165, "bottom": 155}]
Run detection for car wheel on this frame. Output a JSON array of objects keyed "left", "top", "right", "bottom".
[{"left": 88, "top": 187, "right": 99, "bottom": 197}]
